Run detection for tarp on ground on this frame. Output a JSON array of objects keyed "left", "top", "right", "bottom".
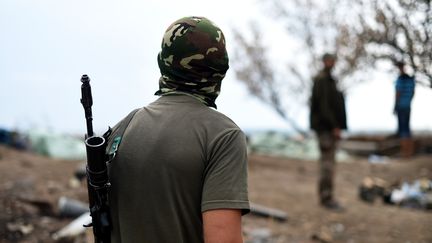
[
  {"left": 247, "top": 131, "right": 351, "bottom": 162},
  {"left": 27, "top": 129, "right": 86, "bottom": 161}
]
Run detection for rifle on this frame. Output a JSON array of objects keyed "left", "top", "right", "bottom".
[{"left": 80, "top": 74, "right": 112, "bottom": 243}]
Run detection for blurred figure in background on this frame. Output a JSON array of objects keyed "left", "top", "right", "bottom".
[
  {"left": 310, "top": 53, "right": 347, "bottom": 211},
  {"left": 394, "top": 61, "right": 415, "bottom": 157}
]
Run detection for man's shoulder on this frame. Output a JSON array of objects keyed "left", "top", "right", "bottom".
[
  {"left": 396, "top": 74, "right": 416, "bottom": 88},
  {"left": 398, "top": 74, "right": 415, "bottom": 81},
  {"left": 198, "top": 107, "right": 240, "bottom": 130},
  {"left": 313, "top": 71, "right": 332, "bottom": 88}
]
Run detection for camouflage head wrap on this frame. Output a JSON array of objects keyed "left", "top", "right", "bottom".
[{"left": 155, "top": 16, "right": 229, "bottom": 108}]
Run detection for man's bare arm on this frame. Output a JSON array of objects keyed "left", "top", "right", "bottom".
[{"left": 203, "top": 209, "right": 243, "bottom": 243}]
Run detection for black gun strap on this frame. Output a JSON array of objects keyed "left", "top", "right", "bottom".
[{"left": 106, "top": 108, "right": 140, "bottom": 160}]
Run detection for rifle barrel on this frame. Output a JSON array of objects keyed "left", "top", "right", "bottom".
[
  {"left": 80, "top": 74, "right": 112, "bottom": 242},
  {"left": 81, "top": 74, "right": 94, "bottom": 137}
]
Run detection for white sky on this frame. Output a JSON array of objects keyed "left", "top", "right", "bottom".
[{"left": 0, "top": 0, "right": 431, "bottom": 135}]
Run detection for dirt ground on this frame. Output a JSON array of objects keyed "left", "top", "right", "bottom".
[
  {"left": 244, "top": 153, "right": 432, "bottom": 243},
  {"left": 0, "top": 145, "right": 431, "bottom": 243}
]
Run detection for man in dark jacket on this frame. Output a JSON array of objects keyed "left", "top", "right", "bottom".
[{"left": 310, "top": 53, "right": 347, "bottom": 210}]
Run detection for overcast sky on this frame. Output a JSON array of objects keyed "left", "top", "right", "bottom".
[{"left": 1, "top": 0, "right": 431, "bottom": 135}]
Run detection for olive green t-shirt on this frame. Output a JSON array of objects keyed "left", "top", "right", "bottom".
[{"left": 108, "top": 94, "right": 249, "bottom": 243}]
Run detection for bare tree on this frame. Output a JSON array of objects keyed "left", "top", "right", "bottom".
[
  {"left": 232, "top": 0, "right": 431, "bottom": 134},
  {"left": 353, "top": 0, "right": 432, "bottom": 87}
]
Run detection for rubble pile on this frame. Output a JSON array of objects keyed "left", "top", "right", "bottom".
[{"left": 360, "top": 176, "right": 432, "bottom": 210}]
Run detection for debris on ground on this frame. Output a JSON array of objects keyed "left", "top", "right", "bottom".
[
  {"left": 58, "top": 197, "right": 89, "bottom": 218},
  {"left": 311, "top": 226, "right": 333, "bottom": 243},
  {"left": 52, "top": 213, "right": 91, "bottom": 241},
  {"left": 244, "top": 227, "right": 273, "bottom": 243},
  {"left": 339, "top": 134, "right": 400, "bottom": 156},
  {"left": 390, "top": 178, "right": 432, "bottom": 210},
  {"left": 1, "top": 143, "right": 432, "bottom": 242},
  {"left": 249, "top": 203, "right": 288, "bottom": 222},
  {"left": 339, "top": 132, "right": 432, "bottom": 156},
  {"left": 359, "top": 176, "right": 432, "bottom": 210}
]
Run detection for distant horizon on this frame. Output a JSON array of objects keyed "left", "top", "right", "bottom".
[{"left": 2, "top": 122, "right": 431, "bottom": 138}]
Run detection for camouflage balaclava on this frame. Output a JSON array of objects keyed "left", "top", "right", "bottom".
[{"left": 155, "top": 16, "right": 229, "bottom": 108}]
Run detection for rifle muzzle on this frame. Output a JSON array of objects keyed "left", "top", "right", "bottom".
[{"left": 85, "top": 136, "right": 108, "bottom": 188}]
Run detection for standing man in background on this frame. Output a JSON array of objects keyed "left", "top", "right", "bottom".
[
  {"left": 394, "top": 61, "right": 415, "bottom": 157},
  {"left": 107, "top": 16, "right": 249, "bottom": 243},
  {"left": 310, "top": 53, "right": 347, "bottom": 211}
]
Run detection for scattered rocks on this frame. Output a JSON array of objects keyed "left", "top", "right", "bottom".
[{"left": 6, "top": 222, "right": 34, "bottom": 235}]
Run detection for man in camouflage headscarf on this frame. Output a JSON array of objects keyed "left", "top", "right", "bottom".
[
  {"left": 155, "top": 16, "right": 229, "bottom": 108},
  {"left": 107, "top": 17, "right": 249, "bottom": 243}
]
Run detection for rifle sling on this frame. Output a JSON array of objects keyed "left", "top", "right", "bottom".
[{"left": 106, "top": 108, "right": 140, "bottom": 161}]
